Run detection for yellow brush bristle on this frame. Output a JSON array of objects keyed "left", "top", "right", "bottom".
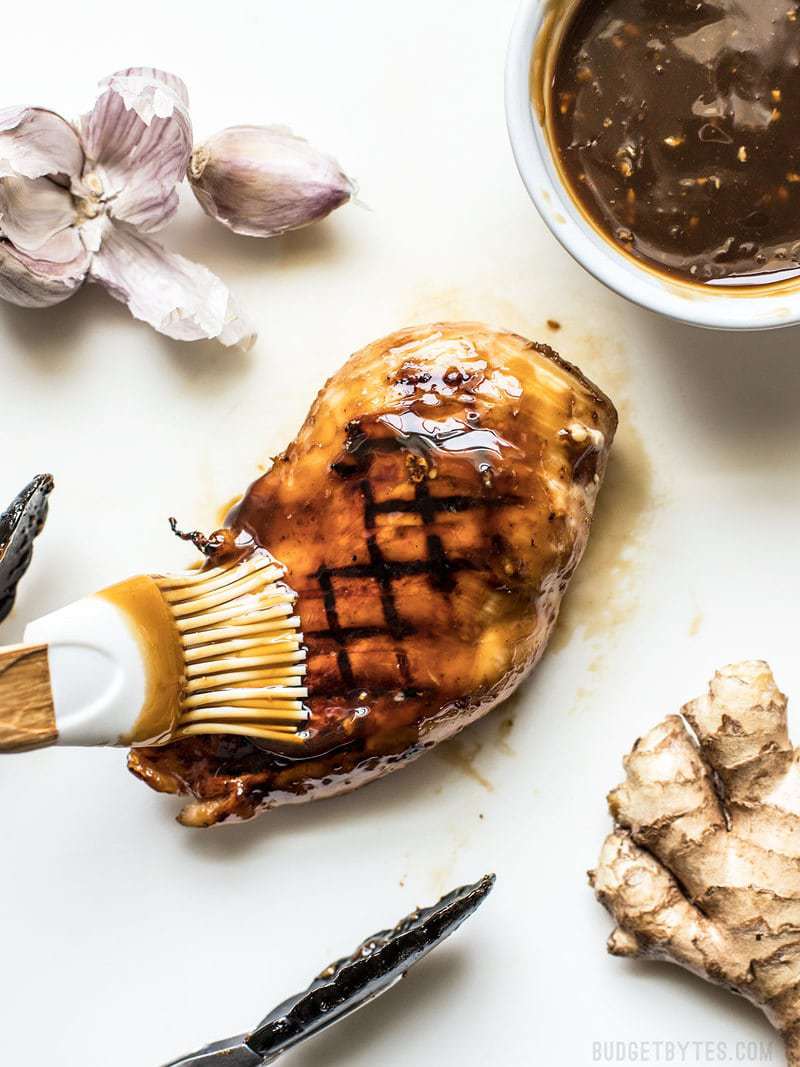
[{"left": 155, "top": 552, "right": 309, "bottom": 745}]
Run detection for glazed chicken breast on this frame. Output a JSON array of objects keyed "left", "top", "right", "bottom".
[{"left": 130, "top": 323, "right": 617, "bottom": 825}]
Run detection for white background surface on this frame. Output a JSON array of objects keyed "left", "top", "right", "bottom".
[{"left": 0, "top": 1, "right": 796, "bottom": 1064}]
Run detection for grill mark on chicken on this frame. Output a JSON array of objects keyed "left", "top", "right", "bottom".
[
  {"left": 366, "top": 493, "right": 518, "bottom": 520},
  {"left": 307, "top": 429, "right": 523, "bottom": 701},
  {"left": 414, "top": 481, "right": 459, "bottom": 593},
  {"left": 313, "top": 565, "right": 357, "bottom": 690}
]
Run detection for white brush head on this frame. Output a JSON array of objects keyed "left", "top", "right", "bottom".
[
  {"left": 24, "top": 594, "right": 152, "bottom": 747},
  {"left": 23, "top": 550, "right": 309, "bottom": 749}
]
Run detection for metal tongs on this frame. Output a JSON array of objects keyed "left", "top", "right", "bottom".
[{"left": 164, "top": 874, "right": 495, "bottom": 1066}]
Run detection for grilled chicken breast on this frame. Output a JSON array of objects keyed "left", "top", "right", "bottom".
[{"left": 130, "top": 323, "right": 618, "bottom": 825}]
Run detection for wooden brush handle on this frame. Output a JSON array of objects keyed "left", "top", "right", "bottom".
[{"left": 0, "top": 643, "right": 57, "bottom": 751}]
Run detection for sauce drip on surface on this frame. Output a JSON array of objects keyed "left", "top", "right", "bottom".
[{"left": 550, "top": 0, "right": 800, "bottom": 284}]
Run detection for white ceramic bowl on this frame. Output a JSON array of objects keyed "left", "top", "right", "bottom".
[{"left": 505, "top": 0, "right": 800, "bottom": 330}]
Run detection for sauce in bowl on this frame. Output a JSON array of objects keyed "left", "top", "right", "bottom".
[{"left": 549, "top": 0, "right": 800, "bottom": 285}]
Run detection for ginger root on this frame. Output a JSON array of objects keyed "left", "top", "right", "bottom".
[{"left": 591, "top": 661, "right": 800, "bottom": 1064}]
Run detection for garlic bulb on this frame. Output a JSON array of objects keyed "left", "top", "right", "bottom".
[
  {"left": 188, "top": 125, "right": 354, "bottom": 238},
  {"left": 0, "top": 69, "right": 256, "bottom": 350}
]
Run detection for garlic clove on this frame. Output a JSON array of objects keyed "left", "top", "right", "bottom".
[
  {"left": 21, "top": 226, "right": 85, "bottom": 266},
  {"left": 0, "top": 174, "right": 77, "bottom": 254},
  {"left": 88, "top": 221, "right": 256, "bottom": 350},
  {"left": 0, "top": 237, "right": 89, "bottom": 308},
  {"left": 188, "top": 124, "right": 354, "bottom": 238},
  {"left": 0, "top": 107, "right": 84, "bottom": 183},
  {"left": 79, "top": 68, "right": 192, "bottom": 233}
]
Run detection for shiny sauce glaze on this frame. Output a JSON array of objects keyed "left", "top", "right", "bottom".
[{"left": 550, "top": 0, "right": 800, "bottom": 284}]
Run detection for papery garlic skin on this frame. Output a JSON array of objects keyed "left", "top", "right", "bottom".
[
  {"left": 0, "top": 239, "right": 89, "bottom": 308},
  {"left": 0, "top": 107, "right": 84, "bottom": 183},
  {"left": 89, "top": 219, "right": 256, "bottom": 350},
  {"left": 188, "top": 125, "right": 353, "bottom": 238},
  {"left": 0, "top": 108, "right": 89, "bottom": 307},
  {"left": 78, "top": 68, "right": 192, "bottom": 233}
]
